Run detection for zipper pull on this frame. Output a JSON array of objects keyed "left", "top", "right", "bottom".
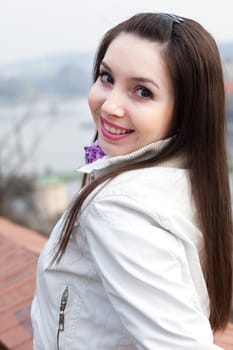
[
  {"left": 89, "top": 172, "right": 95, "bottom": 182},
  {"left": 58, "top": 287, "right": 69, "bottom": 331}
]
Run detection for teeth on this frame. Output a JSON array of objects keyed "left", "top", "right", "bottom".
[{"left": 104, "top": 123, "right": 129, "bottom": 135}]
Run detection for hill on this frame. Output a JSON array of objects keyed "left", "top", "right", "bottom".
[{"left": 0, "top": 52, "right": 94, "bottom": 101}]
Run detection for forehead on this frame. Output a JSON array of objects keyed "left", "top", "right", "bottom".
[{"left": 102, "top": 33, "right": 170, "bottom": 82}]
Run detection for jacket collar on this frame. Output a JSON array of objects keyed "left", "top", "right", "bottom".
[{"left": 77, "top": 138, "right": 185, "bottom": 178}]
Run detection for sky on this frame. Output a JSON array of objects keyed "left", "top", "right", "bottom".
[{"left": 1, "top": 0, "right": 233, "bottom": 66}]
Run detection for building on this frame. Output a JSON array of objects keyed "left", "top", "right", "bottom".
[{"left": 34, "top": 175, "right": 68, "bottom": 220}]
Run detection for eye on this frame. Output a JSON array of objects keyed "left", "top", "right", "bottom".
[
  {"left": 99, "top": 71, "right": 114, "bottom": 85},
  {"left": 135, "top": 86, "right": 153, "bottom": 99}
]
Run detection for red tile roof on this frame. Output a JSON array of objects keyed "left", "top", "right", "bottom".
[
  {"left": 0, "top": 217, "right": 233, "bottom": 349},
  {"left": 0, "top": 218, "right": 46, "bottom": 350},
  {"left": 225, "top": 81, "right": 233, "bottom": 94},
  {"left": 215, "top": 324, "right": 233, "bottom": 349}
]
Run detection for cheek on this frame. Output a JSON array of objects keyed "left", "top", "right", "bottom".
[
  {"left": 87, "top": 87, "right": 99, "bottom": 127},
  {"left": 88, "top": 85, "right": 96, "bottom": 112},
  {"left": 88, "top": 82, "right": 104, "bottom": 112}
]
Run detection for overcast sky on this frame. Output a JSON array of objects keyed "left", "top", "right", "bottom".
[{"left": 1, "top": 0, "right": 233, "bottom": 65}]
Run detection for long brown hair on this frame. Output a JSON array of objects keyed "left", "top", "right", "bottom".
[{"left": 54, "top": 13, "right": 233, "bottom": 331}]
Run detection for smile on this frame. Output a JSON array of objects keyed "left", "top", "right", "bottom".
[
  {"left": 100, "top": 117, "right": 134, "bottom": 141},
  {"left": 103, "top": 122, "right": 132, "bottom": 135}
]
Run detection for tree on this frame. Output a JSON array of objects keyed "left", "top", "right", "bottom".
[{"left": 0, "top": 102, "right": 60, "bottom": 231}]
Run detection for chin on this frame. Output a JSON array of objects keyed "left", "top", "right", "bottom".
[{"left": 99, "top": 142, "right": 124, "bottom": 157}]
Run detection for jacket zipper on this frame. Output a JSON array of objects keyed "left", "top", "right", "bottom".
[{"left": 57, "top": 286, "right": 69, "bottom": 350}]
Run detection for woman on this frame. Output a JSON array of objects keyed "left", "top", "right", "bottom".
[{"left": 31, "top": 13, "right": 233, "bottom": 349}]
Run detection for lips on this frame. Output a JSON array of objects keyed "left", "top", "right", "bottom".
[{"left": 100, "top": 117, "right": 134, "bottom": 141}]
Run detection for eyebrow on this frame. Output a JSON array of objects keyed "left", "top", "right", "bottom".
[
  {"left": 131, "top": 77, "right": 160, "bottom": 89},
  {"left": 100, "top": 61, "right": 160, "bottom": 89}
]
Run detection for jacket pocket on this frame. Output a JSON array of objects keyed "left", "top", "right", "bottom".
[{"left": 56, "top": 285, "right": 82, "bottom": 350}]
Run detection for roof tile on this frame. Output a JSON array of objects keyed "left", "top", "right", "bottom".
[{"left": 0, "top": 218, "right": 46, "bottom": 350}]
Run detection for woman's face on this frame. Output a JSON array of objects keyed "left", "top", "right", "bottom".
[{"left": 88, "top": 33, "right": 174, "bottom": 156}]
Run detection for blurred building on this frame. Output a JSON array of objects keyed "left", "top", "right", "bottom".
[{"left": 34, "top": 175, "right": 68, "bottom": 220}]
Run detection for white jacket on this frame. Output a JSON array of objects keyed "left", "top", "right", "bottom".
[{"left": 31, "top": 140, "right": 223, "bottom": 350}]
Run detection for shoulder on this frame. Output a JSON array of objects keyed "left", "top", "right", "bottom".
[
  {"left": 94, "top": 166, "right": 191, "bottom": 215},
  {"left": 80, "top": 165, "right": 196, "bottom": 231},
  {"left": 82, "top": 165, "right": 200, "bottom": 247}
]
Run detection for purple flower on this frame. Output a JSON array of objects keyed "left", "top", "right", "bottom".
[{"left": 84, "top": 140, "right": 106, "bottom": 164}]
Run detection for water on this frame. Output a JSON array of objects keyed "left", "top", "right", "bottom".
[{"left": 0, "top": 97, "right": 94, "bottom": 175}]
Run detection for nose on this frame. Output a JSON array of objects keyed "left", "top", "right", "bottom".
[{"left": 100, "top": 89, "right": 125, "bottom": 118}]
